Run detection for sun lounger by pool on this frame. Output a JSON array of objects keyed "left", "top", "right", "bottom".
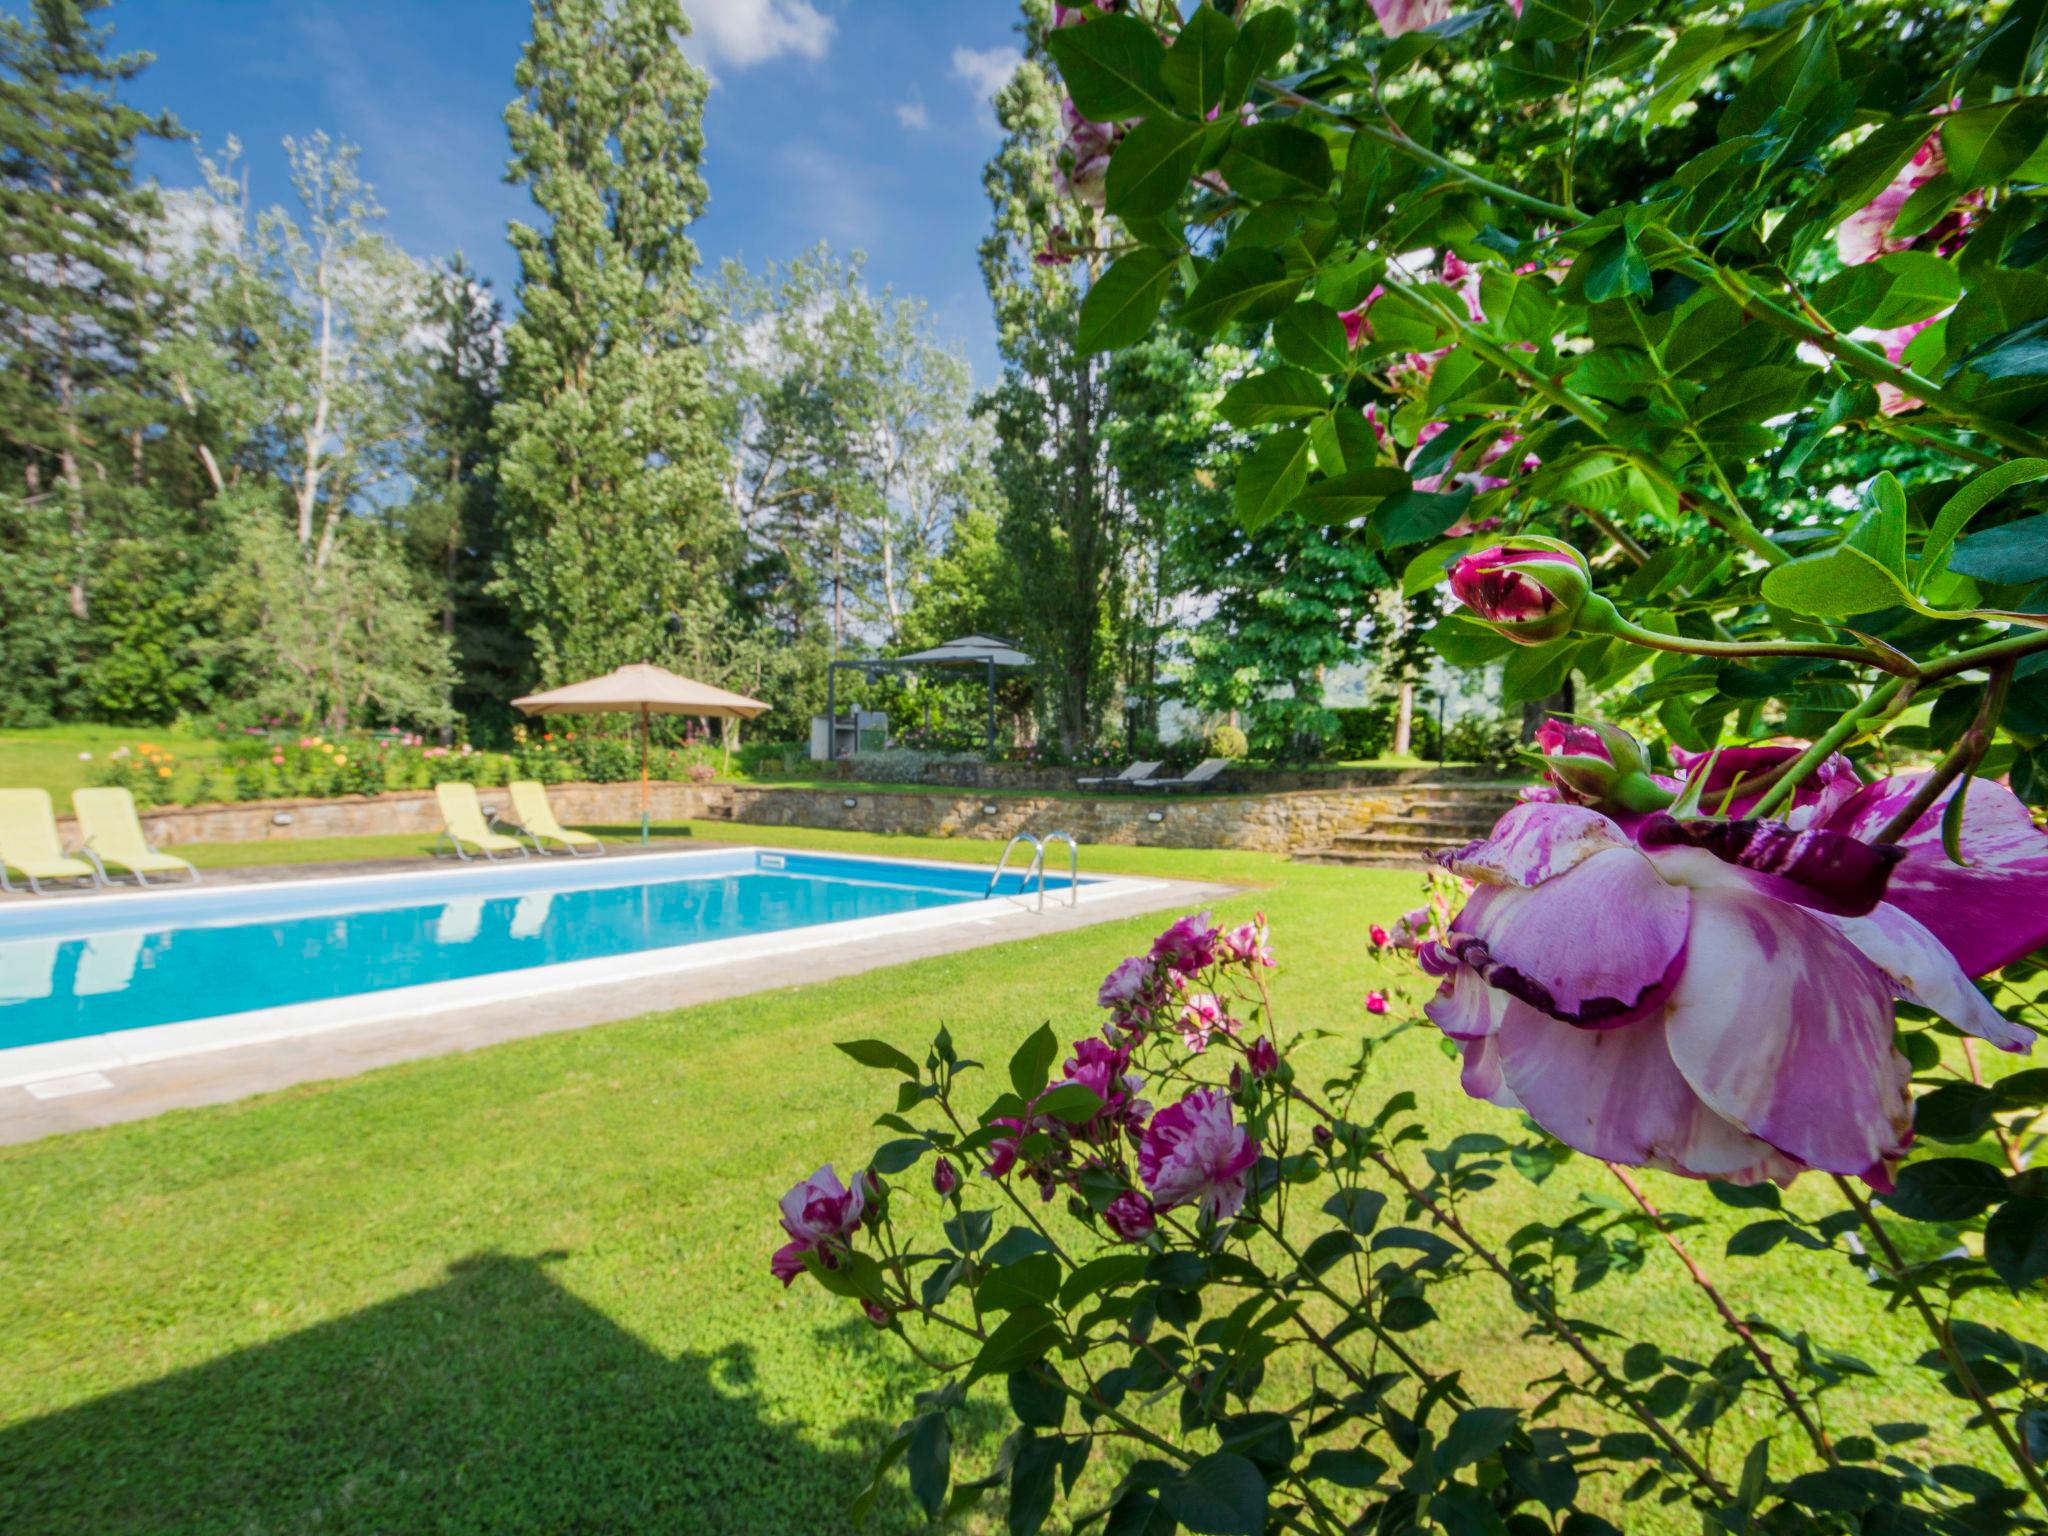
[
  {"left": 1074, "top": 761, "right": 1162, "bottom": 790},
  {"left": 72, "top": 787, "right": 200, "bottom": 886},
  {"left": 434, "top": 783, "right": 529, "bottom": 862},
  {"left": 506, "top": 781, "right": 605, "bottom": 856},
  {"left": 0, "top": 789, "right": 100, "bottom": 894},
  {"left": 1139, "top": 758, "right": 1233, "bottom": 793}
]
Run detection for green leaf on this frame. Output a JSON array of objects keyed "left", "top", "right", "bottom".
[
  {"left": 1812, "top": 252, "right": 1961, "bottom": 331},
  {"left": 1178, "top": 246, "right": 1298, "bottom": 333},
  {"left": 1301, "top": 1229, "right": 1362, "bottom": 1276},
  {"left": 1581, "top": 231, "right": 1650, "bottom": 302},
  {"left": 1291, "top": 468, "right": 1411, "bottom": 524},
  {"left": 1077, "top": 250, "right": 1176, "bottom": 355},
  {"left": 1057, "top": 1252, "right": 1150, "bottom": 1310},
  {"left": 1045, "top": 14, "right": 1172, "bottom": 120},
  {"left": 1222, "top": 7, "right": 1296, "bottom": 107},
  {"left": 1035, "top": 1082, "right": 1105, "bottom": 1123},
  {"left": 1941, "top": 98, "right": 2048, "bottom": 190},
  {"left": 1918, "top": 458, "right": 2048, "bottom": 592},
  {"left": 1502, "top": 637, "right": 1580, "bottom": 705},
  {"left": 1304, "top": 1447, "right": 1389, "bottom": 1489},
  {"left": 1217, "top": 366, "right": 1328, "bottom": 426},
  {"left": 1010, "top": 1022, "right": 1058, "bottom": 1099},
  {"left": 1985, "top": 1198, "right": 2048, "bottom": 1289},
  {"left": 1885, "top": 1158, "right": 2009, "bottom": 1223},
  {"left": 1235, "top": 428, "right": 1312, "bottom": 532},
  {"left": 907, "top": 1411, "right": 951, "bottom": 1519},
  {"left": 1950, "top": 512, "right": 2048, "bottom": 585},
  {"left": 1370, "top": 489, "right": 1471, "bottom": 548},
  {"left": 1272, "top": 302, "right": 1353, "bottom": 373},
  {"left": 980, "top": 1252, "right": 1062, "bottom": 1313},
  {"left": 1160, "top": 1453, "right": 1268, "bottom": 1536},
  {"left": 836, "top": 1038, "right": 920, "bottom": 1078},
  {"left": 1322, "top": 1187, "right": 1388, "bottom": 1235},
  {"left": 1008, "top": 1436, "right": 1061, "bottom": 1536},
  {"left": 871, "top": 1137, "right": 929, "bottom": 1174},
  {"left": 1161, "top": 3, "right": 1235, "bottom": 114},
  {"left": 1106, "top": 116, "right": 1207, "bottom": 219},
  {"left": 970, "top": 1304, "right": 1061, "bottom": 1382},
  {"left": 1494, "top": 37, "right": 1579, "bottom": 103},
  {"left": 1218, "top": 122, "right": 1333, "bottom": 200},
  {"left": 1008, "top": 1366, "right": 1067, "bottom": 1430},
  {"left": 1436, "top": 1407, "right": 1520, "bottom": 1473},
  {"left": 1429, "top": 613, "right": 1518, "bottom": 667}
]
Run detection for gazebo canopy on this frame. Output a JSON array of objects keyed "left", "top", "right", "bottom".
[
  {"left": 512, "top": 663, "right": 768, "bottom": 719},
  {"left": 888, "top": 634, "right": 1034, "bottom": 669}
]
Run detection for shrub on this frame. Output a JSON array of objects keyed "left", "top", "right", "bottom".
[
  {"left": 1440, "top": 714, "right": 1522, "bottom": 773},
  {"left": 1203, "top": 723, "right": 1248, "bottom": 761}
]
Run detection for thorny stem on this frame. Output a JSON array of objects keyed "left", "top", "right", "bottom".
[
  {"left": 1593, "top": 603, "right": 1913, "bottom": 676},
  {"left": 1748, "top": 675, "right": 1913, "bottom": 820},
  {"left": 1872, "top": 662, "right": 2014, "bottom": 844},
  {"left": 1251, "top": 1211, "right": 1448, "bottom": 1397},
  {"left": 1920, "top": 629, "right": 2048, "bottom": 681},
  {"left": 1833, "top": 1177, "right": 2048, "bottom": 1515},
  {"left": 1282, "top": 1089, "right": 1734, "bottom": 1504},
  {"left": 1606, "top": 1164, "right": 1837, "bottom": 1465}
]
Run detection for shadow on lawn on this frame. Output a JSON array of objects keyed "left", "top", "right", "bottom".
[{"left": 0, "top": 1252, "right": 925, "bottom": 1536}]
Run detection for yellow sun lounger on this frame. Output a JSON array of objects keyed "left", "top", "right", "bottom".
[
  {"left": 434, "top": 782, "right": 529, "bottom": 861},
  {"left": 506, "top": 781, "right": 605, "bottom": 857},
  {"left": 0, "top": 788, "right": 100, "bottom": 894},
  {"left": 72, "top": 787, "right": 200, "bottom": 886}
]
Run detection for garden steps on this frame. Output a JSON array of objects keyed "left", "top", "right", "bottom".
[{"left": 1292, "top": 781, "right": 1524, "bottom": 871}]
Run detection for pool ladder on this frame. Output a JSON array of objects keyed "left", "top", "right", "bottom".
[{"left": 987, "top": 832, "right": 1079, "bottom": 911}]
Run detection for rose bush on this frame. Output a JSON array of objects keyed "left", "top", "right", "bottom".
[{"left": 779, "top": 1, "right": 2048, "bottom": 1528}]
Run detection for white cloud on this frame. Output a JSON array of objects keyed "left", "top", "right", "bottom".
[
  {"left": 685, "top": 0, "right": 833, "bottom": 70},
  {"left": 895, "top": 98, "right": 930, "bottom": 131},
  {"left": 951, "top": 44, "right": 1023, "bottom": 106}
]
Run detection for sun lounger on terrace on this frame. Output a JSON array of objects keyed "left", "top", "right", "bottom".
[
  {"left": 1074, "top": 760, "right": 1163, "bottom": 790},
  {"left": 0, "top": 789, "right": 100, "bottom": 894},
  {"left": 72, "top": 787, "right": 200, "bottom": 886},
  {"left": 506, "top": 780, "right": 605, "bottom": 856},
  {"left": 1139, "top": 758, "right": 1233, "bottom": 793},
  {"left": 434, "top": 783, "right": 528, "bottom": 861}
]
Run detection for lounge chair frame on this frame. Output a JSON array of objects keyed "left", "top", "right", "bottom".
[{"left": 505, "top": 781, "right": 606, "bottom": 858}]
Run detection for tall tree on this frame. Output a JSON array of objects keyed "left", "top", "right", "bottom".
[
  {"left": 494, "top": 0, "right": 731, "bottom": 683},
  {"left": 396, "top": 255, "right": 523, "bottom": 733},
  {"left": 0, "top": 0, "right": 176, "bottom": 620}
]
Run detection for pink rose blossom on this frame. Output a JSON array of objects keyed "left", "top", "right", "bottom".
[
  {"left": 1177, "top": 992, "right": 1238, "bottom": 1053},
  {"left": 1219, "top": 913, "right": 1275, "bottom": 969},
  {"left": 1365, "top": 991, "right": 1389, "bottom": 1015},
  {"left": 771, "top": 1163, "right": 867, "bottom": 1286},
  {"left": 1150, "top": 911, "right": 1220, "bottom": 975},
  {"left": 1103, "top": 1190, "right": 1157, "bottom": 1241},
  {"left": 1099, "top": 955, "right": 1156, "bottom": 1007},
  {"left": 1419, "top": 798, "right": 2036, "bottom": 1187},
  {"left": 1369, "top": 923, "right": 1391, "bottom": 947},
  {"left": 1837, "top": 134, "right": 1947, "bottom": 266},
  {"left": 1139, "top": 1088, "right": 1261, "bottom": 1221}
]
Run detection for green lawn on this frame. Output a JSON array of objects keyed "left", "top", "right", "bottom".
[
  {"left": 0, "top": 723, "right": 225, "bottom": 799},
  {"left": 0, "top": 827, "right": 2023, "bottom": 1534}
]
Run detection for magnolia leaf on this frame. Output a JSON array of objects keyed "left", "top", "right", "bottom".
[
  {"left": 1077, "top": 250, "right": 1176, "bottom": 355},
  {"left": 1217, "top": 366, "right": 1329, "bottom": 426},
  {"left": 1218, "top": 122, "right": 1332, "bottom": 200},
  {"left": 1161, "top": 2, "right": 1235, "bottom": 114},
  {"left": 1272, "top": 302, "right": 1353, "bottom": 373},
  {"left": 1105, "top": 117, "right": 1207, "bottom": 219},
  {"left": 1235, "top": 428, "right": 1312, "bottom": 532},
  {"left": 1045, "top": 15, "right": 1173, "bottom": 120},
  {"left": 1291, "top": 468, "right": 1411, "bottom": 524},
  {"left": 1179, "top": 246, "right": 1298, "bottom": 333}
]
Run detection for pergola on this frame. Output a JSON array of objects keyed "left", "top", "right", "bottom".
[{"left": 824, "top": 633, "right": 1034, "bottom": 760}]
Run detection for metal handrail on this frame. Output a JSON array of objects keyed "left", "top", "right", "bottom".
[
  {"left": 988, "top": 832, "right": 1042, "bottom": 900},
  {"left": 1039, "top": 831, "right": 1079, "bottom": 909},
  {"left": 986, "top": 830, "right": 1079, "bottom": 912}
]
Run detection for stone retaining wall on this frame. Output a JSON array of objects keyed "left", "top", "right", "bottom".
[
  {"left": 822, "top": 759, "right": 1504, "bottom": 794},
  {"left": 77, "top": 779, "right": 1417, "bottom": 856},
  {"left": 714, "top": 785, "right": 1400, "bottom": 854}
]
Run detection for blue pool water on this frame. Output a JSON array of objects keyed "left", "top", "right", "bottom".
[{"left": 0, "top": 849, "right": 1078, "bottom": 1052}]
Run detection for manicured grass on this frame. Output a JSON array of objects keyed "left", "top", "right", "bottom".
[
  {"left": 0, "top": 723, "right": 224, "bottom": 799},
  {"left": 0, "top": 828, "right": 2025, "bottom": 1534}
]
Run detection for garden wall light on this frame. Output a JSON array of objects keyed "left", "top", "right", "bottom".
[
  {"left": 842, "top": 797, "right": 857, "bottom": 809},
  {"left": 271, "top": 811, "right": 295, "bottom": 826},
  {"left": 983, "top": 804, "right": 998, "bottom": 815},
  {"left": 1146, "top": 811, "right": 1164, "bottom": 824}
]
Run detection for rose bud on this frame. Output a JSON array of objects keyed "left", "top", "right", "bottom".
[
  {"left": 1366, "top": 991, "right": 1390, "bottom": 1015},
  {"left": 931, "top": 1157, "right": 959, "bottom": 1198},
  {"left": 1369, "top": 923, "right": 1390, "bottom": 947},
  {"left": 1103, "top": 1190, "right": 1157, "bottom": 1241},
  {"left": 863, "top": 1299, "right": 892, "bottom": 1329},
  {"left": 1447, "top": 536, "right": 1591, "bottom": 644},
  {"left": 1533, "top": 718, "right": 1677, "bottom": 815},
  {"left": 1312, "top": 1123, "right": 1334, "bottom": 1147},
  {"left": 1247, "top": 1037, "right": 1280, "bottom": 1079}
]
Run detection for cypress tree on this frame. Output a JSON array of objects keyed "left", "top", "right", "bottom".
[
  {"left": 493, "top": 0, "right": 732, "bottom": 683},
  {"left": 0, "top": 0, "right": 176, "bottom": 621}
]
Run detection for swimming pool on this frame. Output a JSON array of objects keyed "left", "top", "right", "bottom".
[{"left": 0, "top": 848, "right": 1098, "bottom": 1084}]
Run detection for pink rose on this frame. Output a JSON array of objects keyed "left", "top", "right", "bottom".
[
  {"left": 1138, "top": 1088, "right": 1261, "bottom": 1222},
  {"left": 1246, "top": 1036, "right": 1280, "bottom": 1079},
  {"left": 1150, "top": 911, "right": 1220, "bottom": 975},
  {"left": 1365, "top": 991, "right": 1389, "bottom": 1016},
  {"left": 1103, "top": 1190, "right": 1157, "bottom": 1241}
]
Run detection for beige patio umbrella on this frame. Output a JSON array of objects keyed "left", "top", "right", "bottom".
[{"left": 512, "top": 663, "right": 769, "bottom": 843}]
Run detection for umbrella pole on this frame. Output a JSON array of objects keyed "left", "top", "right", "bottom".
[{"left": 640, "top": 705, "right": 650, "bottom": 845}]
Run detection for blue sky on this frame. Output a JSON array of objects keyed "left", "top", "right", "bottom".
[{"left": 87, "top": 0, "right": 1025, "bottom": 384}]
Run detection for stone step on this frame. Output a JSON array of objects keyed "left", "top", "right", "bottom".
[
  {"left": 1352, "top": 814, "right": 1497, "bottom": 838},
  {"left": 1330, "top": 830, "right": 1465, "bottom": 854},
  {"left": 1293, "top": 844, "right": 1433, "bottom": 870}
]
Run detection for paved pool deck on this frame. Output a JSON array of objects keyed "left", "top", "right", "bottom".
[{"left": 0, "top": 841, "right": 1234, "bottom": 1145}]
